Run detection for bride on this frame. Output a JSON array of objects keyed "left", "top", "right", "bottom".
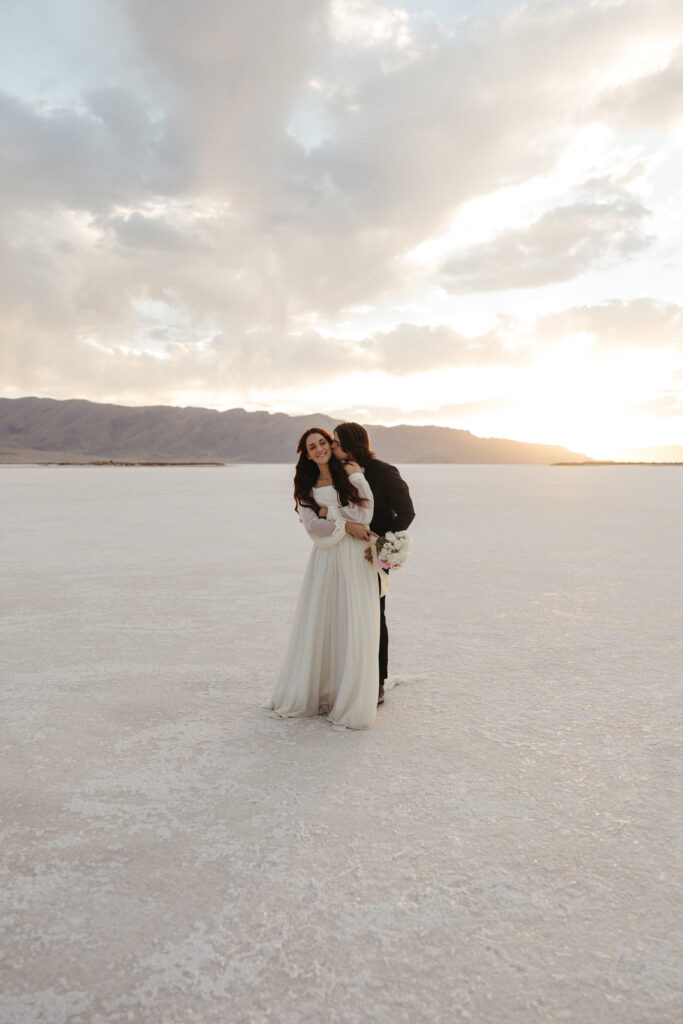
[{"left": 267, "top": 427, "right": 380, "bottom": 730}]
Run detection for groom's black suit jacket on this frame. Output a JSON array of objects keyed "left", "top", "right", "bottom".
[{"left": 363, "top": 458, "right": 415, "bottom": 536}]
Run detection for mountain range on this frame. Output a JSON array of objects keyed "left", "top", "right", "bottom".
[{"left": 0, "top": 396, "right": 592, "bottom": 464}]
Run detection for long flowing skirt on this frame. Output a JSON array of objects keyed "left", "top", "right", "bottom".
[{"left": 268, "top": 536, "right": 380, "bottom": 729}]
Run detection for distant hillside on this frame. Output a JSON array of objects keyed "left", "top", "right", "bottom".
[{"left": 0, "top": 397, "right": 592, "bottom": 464}]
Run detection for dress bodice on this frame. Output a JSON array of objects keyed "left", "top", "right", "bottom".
[
  {"left": 312, "top": 472, "right": 366, "bottom": 510},
  {"left": 312, "top": 484, "right": 340, "bottom": 508}
]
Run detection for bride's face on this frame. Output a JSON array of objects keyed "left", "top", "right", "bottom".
[{"left": 306, "top": 432, "right": 332, "bottom": 466}]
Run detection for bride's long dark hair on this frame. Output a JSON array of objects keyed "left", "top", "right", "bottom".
[{"left": 294, "top": 427, "right": 368, "bottom": 513}]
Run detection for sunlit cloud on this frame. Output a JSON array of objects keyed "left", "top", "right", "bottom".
[{"left": 329, "top": 0, "right": 414, "bottom": 51}]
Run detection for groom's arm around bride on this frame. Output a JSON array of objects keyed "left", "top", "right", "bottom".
[{"left": 332, "top": 422, "right": 415, "bottom": 704}]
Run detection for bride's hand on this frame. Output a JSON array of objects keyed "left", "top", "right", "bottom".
[
  {"left": 345, "top": 522, "right": 371, "bottom": 541},
  {"left": 344, "top": 460, "right": 362, "bottom": 475},
  {"left": 318, "top": 507, "right": 328, "bottom": 518}
]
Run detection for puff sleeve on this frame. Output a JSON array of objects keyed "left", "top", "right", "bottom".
[
  {"left": 333, "top": 473, "right": 374, "bottom": 526},
  {"left": 297, "top": 503, "right": 346, "bottom": 548}
]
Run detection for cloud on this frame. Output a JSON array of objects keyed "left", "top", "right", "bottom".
[
  {"left": 328, "top": 0, "right": 414, "bottom": 53},
  {"left": 597, "top": 44, "right": 683, "bottom": 130},
  {"left": 118, "top": 0, "right": 325, "bottom": 201},
  {"left": 535, "top": 299, "right": 683, "bottom": 354},
  {"left": 440, "top": 196, "right": 653, "bottom": 293},
  {"left": 635, "top": 393, "right": 683, "bottom": 417},
  {"left": 0, "top": 89, "right": 184, "bottom": 213},
  {"left": 4, "top": 280, "right": 681, "bottom": 412},
  {"left": 364, "top": 322, "right": 530, "bottom": 374},
  {"left": 327, "top": 396, "right": 517, "bottom": 427},
  {"left": 108, "top": 211, "right": 204, "bottom": 252},
  {"left": 0, "top": 0, "right": 682, "bottom": 436}
]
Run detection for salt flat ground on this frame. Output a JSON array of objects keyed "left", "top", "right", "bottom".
[{"left": 1, "top": 464, "right": 681, "bottom": 1024}]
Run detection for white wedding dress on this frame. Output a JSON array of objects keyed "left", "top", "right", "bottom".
[{"left": 267, "top": 473, "right": 380, "bottom": 730}]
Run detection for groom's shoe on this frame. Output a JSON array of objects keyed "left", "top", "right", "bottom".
[{"left": 377, "top": 684, "right": 385, "bottom": 706}]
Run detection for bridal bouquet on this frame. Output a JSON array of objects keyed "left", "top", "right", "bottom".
[{"left": 374, "top": 530, "right": 411, "bottom": 571}]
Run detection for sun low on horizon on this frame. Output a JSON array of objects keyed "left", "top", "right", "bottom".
[{"left": 1, "top": 0, "right": 682, "bottom": 461}]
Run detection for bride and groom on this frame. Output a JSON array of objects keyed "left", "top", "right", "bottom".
[{"left": 267, "top": 422, "right": 415, "bottom": 730}]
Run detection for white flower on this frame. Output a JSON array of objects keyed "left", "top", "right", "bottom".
[{"left": 374, "top": 529, "right": 412, "bottom": 569}]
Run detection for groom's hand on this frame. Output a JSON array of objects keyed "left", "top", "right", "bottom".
[
  {"left": 345, "top": 522, "right": 371, "bottom": 541},
  {"left": 364, "top": 531, "right": 378, "bottom": 561}
]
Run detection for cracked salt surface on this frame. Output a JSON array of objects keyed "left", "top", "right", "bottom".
[{"left": 1, "top": 464, "right": 681, "bottom": 1024}]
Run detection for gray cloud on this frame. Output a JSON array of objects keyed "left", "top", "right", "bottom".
[
  {"left": 108, "top": 212, "right": 203, "bottom": 252},
  {"left": 0, "top": 89, "right": 185, "bottom": 212},
  {"left": 441, "top": 196, "right": 653, "bottom": 293},
  {"left": 118, "top": 0, "right": 325, "bottom": 202},
  {"left": 364, "top": 322, "right": 530, "bottom": 374}
]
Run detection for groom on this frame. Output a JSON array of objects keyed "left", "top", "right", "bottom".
[{"left": 332, "top": 422, "right": 415, "bottom": 706}]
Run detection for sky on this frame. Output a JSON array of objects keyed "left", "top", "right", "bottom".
[{"left": 1, "top": 0, "right": 682, "bottom": 459}]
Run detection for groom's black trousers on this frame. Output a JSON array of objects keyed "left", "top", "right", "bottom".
[{"left": 379, "top": 592, "right": 388, "bottom": 690}]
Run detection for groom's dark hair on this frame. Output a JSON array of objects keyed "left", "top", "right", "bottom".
[{"left": 335, "top": 422, "right": 376, "bottom": 468}]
